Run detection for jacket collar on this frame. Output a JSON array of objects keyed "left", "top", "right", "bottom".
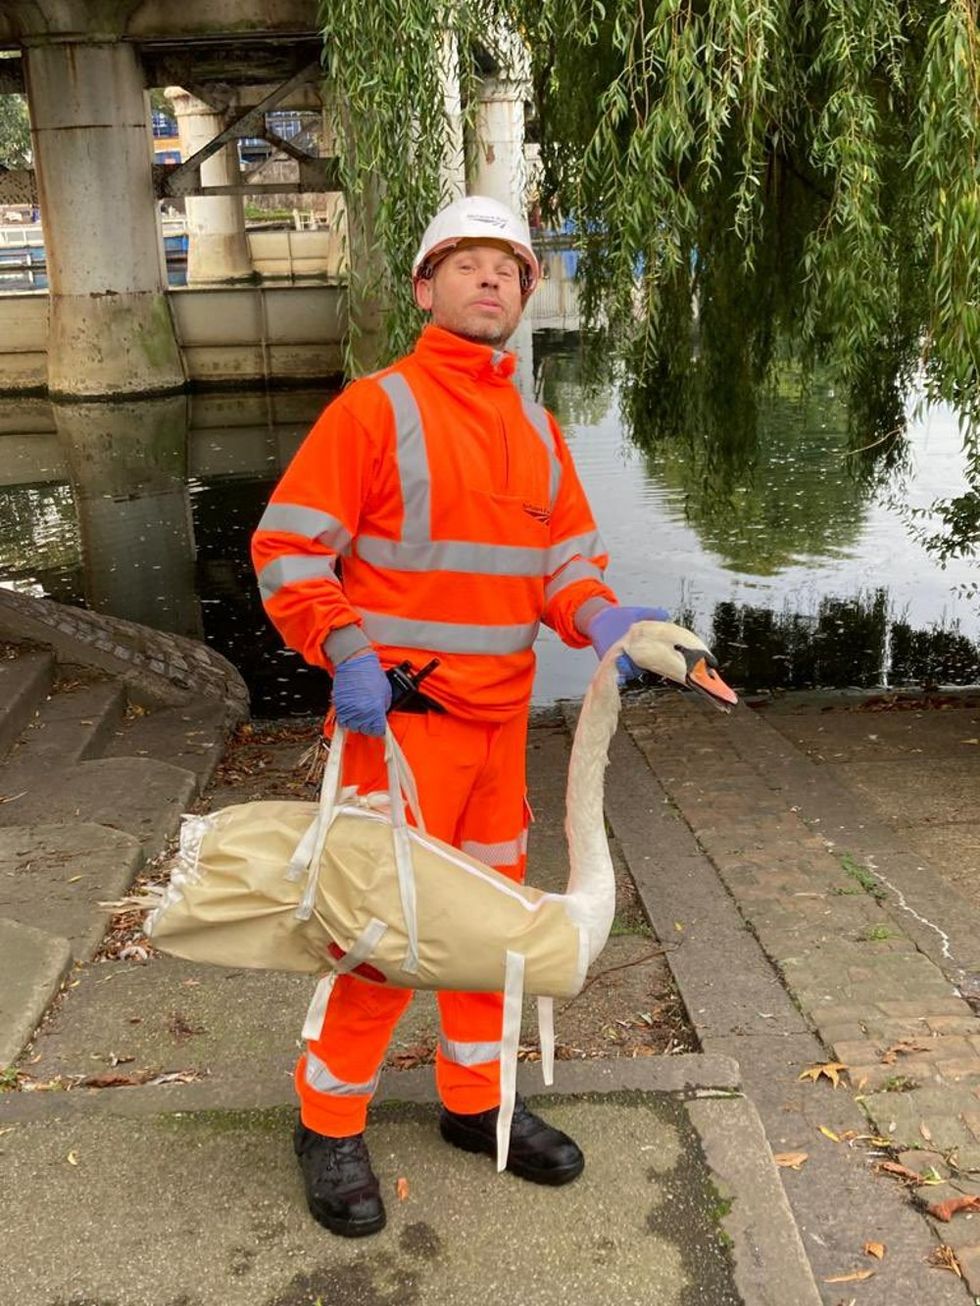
[{"left": 412, "top": 324, "right": 517, "bottom": 384}]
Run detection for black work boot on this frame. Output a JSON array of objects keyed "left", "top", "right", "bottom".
[
  {"left": 439, "top": 1096, "right": 585, "bottom": 1185},
  {"left": 293, "top": 1120, "right": 386, "bottom": 1236}
]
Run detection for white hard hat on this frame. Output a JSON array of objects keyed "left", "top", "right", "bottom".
[{"left": 412, "top": 194, "right": 540, "bottom": 295}]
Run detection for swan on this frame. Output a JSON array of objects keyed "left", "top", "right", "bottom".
[
  {"left": 560, "top": 619, "right": 737, "bottom": 963},
  {"left": 142, "top": 619, "right": 736, "bottom": 1165}
]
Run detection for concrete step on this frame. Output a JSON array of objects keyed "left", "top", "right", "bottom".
[
  {"left": 4, "top": 677, "right": 126, "bottom": 769},
  {"left": 0, "top": 651, "right": 53, "bottom": 762},
  {"left": 0, "top": 757, "right": 198, "bottom": 853},
  {"left": 0, "top": 823, "right": 144, "bottom": 961},
  {"left": 0, "top": 917, "right": 71, "bottom": 1069},
  {"left": 102, "top": 701, "right": 232, "bottom": 795}
]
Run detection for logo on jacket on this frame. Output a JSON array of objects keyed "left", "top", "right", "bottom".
[{"left": 523, "top": 501, "right": 552, "bottom": 524}]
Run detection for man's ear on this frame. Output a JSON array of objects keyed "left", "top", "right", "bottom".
[{"left": 414, "top": 277, "right": 433, "bottom": 312}]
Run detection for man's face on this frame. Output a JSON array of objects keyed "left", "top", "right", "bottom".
[{"left": 414, "top": 241, "right": 525, "bottom": 348}]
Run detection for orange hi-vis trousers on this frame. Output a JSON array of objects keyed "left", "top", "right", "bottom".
[{"left": 296, "top": 709, "right": 530, "bottom": 1138}]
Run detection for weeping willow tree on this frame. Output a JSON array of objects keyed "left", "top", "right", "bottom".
[{"left": 319, "top": 0, "right": 980, "bottom": 548}]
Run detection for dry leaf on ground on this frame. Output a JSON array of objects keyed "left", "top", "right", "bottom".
[
  {"left": 863, "top": 1242, "right": 885, "bottom": 1259},
  {"left": 396, "top": 1177, "right": 410, "bottom": 1201},
  {"left": 928, "top": 1245, "right": 963, "bottom": 1276},
  {"left": 877, "top": 1160, "right": 923, "bottom": 1184},
  {"left": 800, "top": 1062, "right": 848, "bottom": 1088},
  {"left": 881, "top": 1041, "right": 930, "bottom": 1064},
  {"left": 927, "top": 1195, "right": 980, "bottom": 1222},
  {"left": 774, "top": 1151, "right": 809, "bottom": 1170},
  {"left": 823, "top": 1269, "right": 875, "bottom": 1284},
  {"left": 66, "top": 1151, "right": 78, "bottom": 1166}
]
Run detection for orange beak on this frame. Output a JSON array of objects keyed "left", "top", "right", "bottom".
[{"left": 685, "top": 654, "right": 738, "bottom": 711}]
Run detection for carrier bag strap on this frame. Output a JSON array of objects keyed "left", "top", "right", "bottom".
[
  {"left": 293, "top": 726, "right": 348, "bottom": 919},
  {"left": 385, "top": 728, "right": 420, "bottom": 973},
  {"left": 537, "top": 996, "right": 555, "bottom": 1087},
  {"left": 385, "top": 728, "right": 425, "bottom": 831},
  {"left": 497, "top": 950, "right": 526, "bottom": 1172},
  {"left": 301, "top": 972, "right": 337, "bottom": 1041}
]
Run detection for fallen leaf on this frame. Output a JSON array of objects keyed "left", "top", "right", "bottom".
[
  {"left": 774, "top": 1151, "right": 809, "bottom": 1170},
  {"left": 864, "top": 1242, "right": 885, "bottom": 1259},
  {"left": 396, "top": 1176, "right": 409, "bottom": 1201},
  {"left": 927, "top": 1195, "right": 980, "bottom": 1222},
  {"left": 822, "top": 1269, "right": 875, "bottom": 1284},
  {"left": 877, "top": 1160, "right": 923, "bottom": 1184},
  {"left": 674, "top": 921, "right": 684, "bottom": 932},
  {"left": 819, "top": 1126, "right": 842, "bottom": 1142},
  {"left": 881, "top": 1040, "right": 931, "bottom": 1064},
  {"left": 0, "top": 1126, "right": 15, "bottom": 1137},
  {"left": 919, "top": 1121, "right": 933, "bottom": 1143},
  {"left": 67, "top": 874, "right": 84, "bottom": 884},
  {"left": 928, "top": 1244, "right": 963, "bottom": 1276},
  {"left": 66, "top": 1151, "right": 78, "bottom": 1166},
  {"left": 800, "top": 1061, "right": 848, "bottom": 1088},
  {"left": 960, "top": 738, "right": 979, "bottom": 745},
  {"left": 79, "top": 1071, "right": 146, "bottom": 1089}
]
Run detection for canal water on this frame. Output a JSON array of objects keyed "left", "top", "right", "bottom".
[{"left": 0, "top": 331, "right": 976, "bottom": 715}]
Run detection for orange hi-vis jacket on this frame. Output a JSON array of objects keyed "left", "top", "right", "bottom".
[{"left": 252, "top": 324, "right": 618, "bottom": 721}]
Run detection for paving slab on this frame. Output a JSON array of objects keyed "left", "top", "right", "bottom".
[
  {"left": 0, "top": 917, "right": 71, "bottom": 1069},
  {"left": 0, "top": 1086, "right": 819, "bottom": 1306},
  {"left": 0, "top": 822, "right": 143, "bottom": 958},
  {"left": 0, "top": 649, "right": 51, "bottom": 759},
  {"left": 0, "top": 756, "right": 199, "bottom": 851}
]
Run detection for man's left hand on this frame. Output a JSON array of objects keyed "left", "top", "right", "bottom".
[{"left": 586, "top": 604, "right": 671, "bottom": 683}]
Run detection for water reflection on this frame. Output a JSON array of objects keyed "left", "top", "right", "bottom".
[
  {"left": 52, "top": 397, "right": 201, "bottom": 638},
  {"left": 0, "top": 330, "right": 977, "bottom": 715}
]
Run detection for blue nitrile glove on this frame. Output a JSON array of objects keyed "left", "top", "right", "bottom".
[
  {"left": 331, "top": 651, "right": 392, "bottom": 736},
  {"left": 587, "top": 605, "right": 671, "bottom": 684}
]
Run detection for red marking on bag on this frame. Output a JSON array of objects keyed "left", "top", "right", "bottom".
[{"left": 327, "top": 941, "right": 388, "bottom": 984}]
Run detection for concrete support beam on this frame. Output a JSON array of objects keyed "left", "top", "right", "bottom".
[
  {"left": 469, "top": 40, "right": 534, "bottom": 397},
  {"left": 23, "top": 41, "right": 184, "bottom": 398},
  {"left": 165, "top": 86, "right": 252, "bottom": 285},
  {"left": 439, "top": 33, "right": 465, "bottom": 201}
]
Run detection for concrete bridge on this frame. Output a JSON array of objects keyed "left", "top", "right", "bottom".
[{"left": 0, "top": 1, "right": 537, "bottom": 398}]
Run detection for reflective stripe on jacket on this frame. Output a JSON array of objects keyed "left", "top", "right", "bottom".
[{"left": 251, "top": 324, "right": 617, "bottom": 721}]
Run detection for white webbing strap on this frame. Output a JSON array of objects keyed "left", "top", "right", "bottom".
[
  {"left": 537, "top": 996, "right": 555, "bottom": 1087},
  {"left": 301, "top": 972, "right": 336, "bottom": 1041},
  {"left": 333, "top": 917, "right": 388, "bottom": 974},
  {"left": 497, "top": 950, "right": 526, "bottom": 1173},
  {"left": 385, "top": 729, "right": 420, "bottom": 973},
  {"left": 291, "top": 725, "right": 347, "bottom": 919},
  {"left": 386, "top": 728, "right": 425, "bottom": 831}
]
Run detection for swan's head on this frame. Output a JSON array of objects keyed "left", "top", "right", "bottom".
[{"left": 620, "top": 621, "right": 738, "bottom": 711}]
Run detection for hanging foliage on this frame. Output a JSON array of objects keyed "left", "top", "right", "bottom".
[{"left": 318, "top": 1, "right": 980, "bottom": 544}]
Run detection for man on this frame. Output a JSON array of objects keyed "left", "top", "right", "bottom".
[{"left": 252, "top": 194, "right": 665, "bottom": 1237}]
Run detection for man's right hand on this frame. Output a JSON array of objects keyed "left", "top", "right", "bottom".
[{"left": 331, "top": 650, "right": 392, "bottom": 736}]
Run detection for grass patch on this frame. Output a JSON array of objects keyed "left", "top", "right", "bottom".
[
  {"left": 841, "top": 853, "right": 886, "bottom": 903},
  {"left": 858, "top": 924, "right": 897, "bottom": 942},
  {"left": 881, "top": 1075, "right": 918, "bottom": 1093}
]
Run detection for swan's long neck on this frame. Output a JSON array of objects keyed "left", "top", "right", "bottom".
[{"left": 563, "top": 651, "right": 621, "bottom": 962}]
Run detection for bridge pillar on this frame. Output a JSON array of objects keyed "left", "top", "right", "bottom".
[
  {"left": 469, "top": 57, "right": 534, "bottom": 397},
  {"left": 23, "top": 41, "right": 184, "bottom": 398},
  {"left": 165, "top": 88, "right": 253, "bottom": 285}
]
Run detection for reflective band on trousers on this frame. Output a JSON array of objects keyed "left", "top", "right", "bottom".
[
  {"left": 461, "top": 829, "right": 528, "bottom": 867},
  {"left": 304, "top": 1048, "right": 380, "bottom": 1097},
  {"left": 361, "top": 611, "right": 539, "bottom": 655},
  {"left": 256, "top": 503, "right": 352, "bottom": 553},
  {"left": 439, "top": 1035, "right": 502, "bottom": 1066},
  {"left": 258, "top": 555, "right": 340, "bottom": 600}
]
